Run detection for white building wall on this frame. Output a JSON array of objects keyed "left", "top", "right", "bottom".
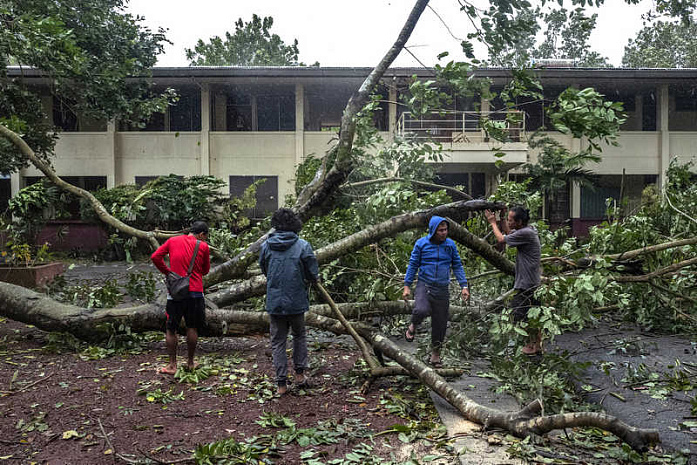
[{"left": 116, "top": 133, "right": 201, "bottom": 183}]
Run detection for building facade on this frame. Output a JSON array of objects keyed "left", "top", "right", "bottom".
[{"left": 4, "top": 66, "right": 697, "bottom": 236}]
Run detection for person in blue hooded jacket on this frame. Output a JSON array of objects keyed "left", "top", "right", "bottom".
[
  {"left": 403, "top": 216, "right": 469, "bottom": 366},
  {"left": 259, "top": 208, "right": 319, "bottom": 395}
]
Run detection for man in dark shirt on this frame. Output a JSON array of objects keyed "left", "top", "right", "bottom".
[
  {"left": 151, "top": 221, "right": 211, "bottom": 373},
  {"left": 259, "top": 209, "right": 319, "bottom": 395},
  {"left": 485, "top": 207, "right": 542, "bottom": 354}
]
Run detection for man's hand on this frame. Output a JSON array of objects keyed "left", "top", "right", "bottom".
[
  {"left": 461, "top": 287, "right": 470, "bottom": 301},
  {"left": 403, "top": 286, "right": 411, "bottom": 300},
  {"left": 484, "top": 209, "right": 497, "bottom": 224}
]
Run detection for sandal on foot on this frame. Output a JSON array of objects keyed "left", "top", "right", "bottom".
[
  {"left": 429, "top": 359, "right": 443, "bottom": 368},
  {"left": 404, "top": 326, "right": 415, "bottom": 342}
]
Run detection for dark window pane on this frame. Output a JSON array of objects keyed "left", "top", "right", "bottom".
[
  {"left": 257, "top": 95, "right": 295, "bottom": 131},
  {"left": 0, "top": 178, "right": 11, "bottom": 213},
  {"left": 229, "top": 175, "right": 278, "bottom": 218},
  {"left": 170, "top": 92, "right": 201, "bottom": 131},
  {"left": 135, "top": 176, "right": 160, "bottom": 187},
  {"left": 53, "top": 97, "right": 78, "bottom": 132}
]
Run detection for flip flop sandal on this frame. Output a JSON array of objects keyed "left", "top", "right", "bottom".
[
  {"left": 430, "top": 360, "right": 443, "bottom": 368},
  {"left": 404, "top": 326, "right": 415, "bottom": 342}
]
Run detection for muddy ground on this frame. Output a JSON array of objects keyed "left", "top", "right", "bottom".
[
  {"left": 0, "top": 262, "right": 453, "bottom": 464},
  {"left": 1, "top": 260, "right": 696, "bottom": 464}
]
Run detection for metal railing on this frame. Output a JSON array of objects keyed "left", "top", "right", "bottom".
[{"left": 397, "top": 110, "right": 526, "bottom": 143}]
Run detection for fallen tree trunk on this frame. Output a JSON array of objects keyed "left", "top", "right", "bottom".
[
  {"left": 0, "top": 281, "right": 659, "bottom": 451},
  {"left": 345, "top": 322, "right": 660, "bottom": 452}
]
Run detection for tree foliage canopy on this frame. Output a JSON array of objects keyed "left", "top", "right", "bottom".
[
  {"left": 622, "top": 20, "right": 697, "bottom": 68},
  {"left": 488, "top": 7, "right": 610, "bottom": 67},
  {"left": 0, "top": 0, "right": 171, "bottom": 174},
  {"left": 185, "top": 14, "right": 307, "bottom": 66}
]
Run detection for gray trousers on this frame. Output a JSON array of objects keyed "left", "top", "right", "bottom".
[
  {"left": 411, "top": 280, "right": 450, "bottom": 349},
  {"left": 269, "top": 313, "right": 308, "bottom": 386}
]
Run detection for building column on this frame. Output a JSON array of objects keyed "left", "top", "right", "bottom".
[
  {"left": 295, "top": 83, "right": 304, "bottom": 166},
  {"left": 10, "top": 172, "right": 20, "bottom": 197},
  {"left": 635, "top": 94, "right": 643, "bottom": 132},
  {"left": 388, "top": 85, "right": 397, "bottom": 137},
  {"left": 106, "top": 120, "right": 117, "bottom": 188},
  {"left": 657, "top": 84, "right": 670, "bottom": 190},
  {"left": 200, "top": 83, "right": 211, "bottom": 176}
]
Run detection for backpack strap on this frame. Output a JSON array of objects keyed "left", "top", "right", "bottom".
[{"left": 186, "top": 240, "right": 201, "bottom": 277}]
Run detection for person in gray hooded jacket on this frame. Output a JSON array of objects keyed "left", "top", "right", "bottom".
[{"left": 259, "top": 208, "right": 319, "bottom": 395}]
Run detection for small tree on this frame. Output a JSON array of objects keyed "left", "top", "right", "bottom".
[
  {"left": 185, "top": 14, "right": 306, "bottom": 66},
  {"left": 622, "top": 20, "right": 697, "bottom": 68},
  {"left": 0, "top": 0, "right": 172, "bottom": 174}
]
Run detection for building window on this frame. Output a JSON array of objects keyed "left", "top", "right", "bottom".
[
  {"left": 0, "top": 176, "right": 10, "bottom": 214},
  {"left": 257, "top": 95, "right": 295, "bottom": 131},
  {"left": 435, "top": 172, "right": 486, "bottom": 198},
  {"left": 121, "top": 87, "right": 201, "bottom": 132},
  {"left": 24, "top": 176, "right": 107, "bottom": 219},
  {"left": 229, "top": 175, "right": 278, "bottom": 218},
  {"left": 135, "top": 176, "right": 160, "bottom": 187},
  {"left": 226, "top": 92, "right": 253, "bottom": 131},
  {"left": 580, "top": 175, "right": 657, "bottom": 219},
  {"left": 53, "top": 97, "right": 106, "bottom": 132}
]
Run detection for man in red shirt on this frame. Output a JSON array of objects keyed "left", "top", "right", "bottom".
[{"left": 151, "top": 221, "right": 211, "bottom": 374}]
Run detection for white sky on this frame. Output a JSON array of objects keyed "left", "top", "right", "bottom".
[{"left": 126, "top": 0, "right": 651, "bottom": 68}]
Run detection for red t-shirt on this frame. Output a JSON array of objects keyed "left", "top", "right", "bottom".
[{"left": 151, "top": 235, "right": 210, "bottom": 292}]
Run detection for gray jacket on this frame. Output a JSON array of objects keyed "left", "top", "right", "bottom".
[{"left": 259, "top": 230, "right": 319, "bottom": 315}]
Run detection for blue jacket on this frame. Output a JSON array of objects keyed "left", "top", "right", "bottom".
[
  {"left": 259, "top": 230, "right": 319, "bottom": 315},
  {"left": 404, "top": 216, "right": 468, "bottom": 288}
]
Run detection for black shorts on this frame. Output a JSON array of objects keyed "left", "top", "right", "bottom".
[
  {"left": 511, "top": 288, "right": 539, "bottom": 322},
  {"left": 165, "top": 297, "right": 205, "bottom": 332}
]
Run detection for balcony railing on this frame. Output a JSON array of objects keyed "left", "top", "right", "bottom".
[{"left": 397, "top": 110, "right": 526, "bottom": 143}]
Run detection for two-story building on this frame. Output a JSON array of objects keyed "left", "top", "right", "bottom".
[{"left": 3, "top": 66, "right": 697, "bottom": 237}]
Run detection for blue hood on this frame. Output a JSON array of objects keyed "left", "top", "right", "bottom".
[
  {"left": 267, "top": 230, "right": 299, "bottom": 251},
  {"left": 427, "top": 216, "right": 448, "bottom": 241}
]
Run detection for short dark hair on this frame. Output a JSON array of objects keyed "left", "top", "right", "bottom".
[
  {"left": 271, "top": 208, "right": 302, "bottom": 233},
  {"left": 509, "top": 206, "right": 530, "bottom": 225},
  {"left": 190, "top": 220, "right": 209, "bottom": 235}
]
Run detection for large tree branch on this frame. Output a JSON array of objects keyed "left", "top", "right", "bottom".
[
  {"left": 343, "top": 177, "right": 473, "bottom": 200},
  {"left": 0, "top": 124, "right": 169, "bottom": 250},
  {"left": 207, "top": 200, "right": 507, "bottom": 306},
  {"left": 294, "top": 0, "right": 432, "bottom": 218},
  {"left": 606, "top": 237, "right": 697, "bottom": 261},
  {"left": 612, "top": 256, "right": 697, "bottom": 282}
]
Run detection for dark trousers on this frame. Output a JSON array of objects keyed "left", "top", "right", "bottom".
[
  {"left": 411, "top": 280, "right": 450, "bottom": 349},
  {"left": 269, "top": 313, "right": 308, "bottom": 386},
  {"left": 511, "top": 287, "right": 539, "bottom": 322}
]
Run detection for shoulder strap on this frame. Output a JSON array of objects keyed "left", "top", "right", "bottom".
[{"left": 186, "top": 240, "right": 201, "bottom": 277}]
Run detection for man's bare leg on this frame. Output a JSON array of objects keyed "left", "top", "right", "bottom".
[
  {"left": 186, "top": 327, "right": 199, "bottom": 370},
  {"left": 160, "top": 330, "right": 178, "bottom": 374}
]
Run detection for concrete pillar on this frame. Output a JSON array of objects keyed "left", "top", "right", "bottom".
[
  {"left": 10, "top": 172, "right": 20, "bottom": 197},
  {"left": 388, "top": 85, "right": 397, "bottom": 135},
  {"left": 295, "top": 83, "right": 304, "bottom": 166},
  {"left": 106, "top": 120, "right": 116, "bottom": 188},
  {"left": 200, "top": 83, "right": 211, "bottom": 176},
  {"left": 658, "top": 84, "right": 670, "bottom": 190},
  {"left": 571, "top": 181, "right": 581, "bottom": 219}
]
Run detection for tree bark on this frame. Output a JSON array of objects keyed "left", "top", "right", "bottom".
[
  {"left": 294, "top": 0, "right": 432, "bottom": 219},
  {"left": 343, "top": 177, "right": 472, "bottom": 200}
]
